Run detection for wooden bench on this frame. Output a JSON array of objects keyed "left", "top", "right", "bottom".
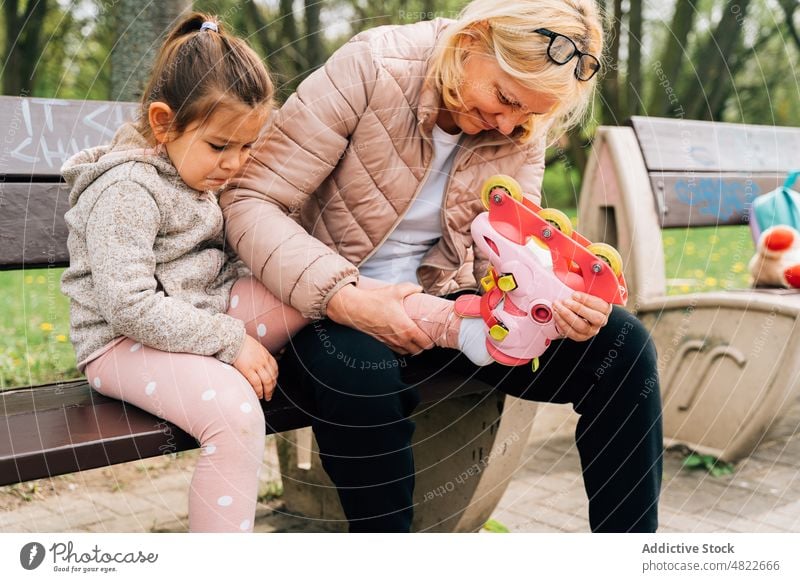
[
  {"left": 0, "top": 96, "right": 538, "bottom": 531},
  {"left": 579, "top": 116, "right": 800, "bottom": 462}
]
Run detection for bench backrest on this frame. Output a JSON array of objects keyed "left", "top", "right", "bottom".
[
  {"left": 0, "top": 96, "right": 138, "bottom": 270},
  {"left": 630, "top": 116, "right": 800, "bottom": 228},
  {"left": 578, "top": 116, "right": 800, "bottom": 304}
]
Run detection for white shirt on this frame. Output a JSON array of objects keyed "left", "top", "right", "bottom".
[{"left": 359, "top": 125, "right": 462, "bottom": 283}]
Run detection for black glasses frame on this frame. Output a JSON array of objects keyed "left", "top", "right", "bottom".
[{"left": 533, "top": 28, "right": 601, "bottom": 81}]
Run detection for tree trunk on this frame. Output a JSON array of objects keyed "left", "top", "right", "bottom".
[
  {"left": 684, "top": 0, "right": 752, "bottom": 121},
  {"left": 778, "top": 0, "right": 800, "bottom": 53},
  {"left": 269, "top": 0, "right": 304, "bottom": 97},
  {"left": 279, "top": 0, "right": 299, "bottom": 51},
  {"left": 600, "top": 0, "right": 624, "bottom": 124},
  {"left": 3, "top": 0, "right": 49, "bottom": 96},
  {"left": 626, "top": 0, "right": 642, "bottom": 116},
  {"left": 242, "top": 0, "right": 273, "bottom": 57},
  {"left": 305, "top": 0, "right": 324, "bottom": 71},
  {"left": 111, "top": 0, "right": 192, "bottom": 102},
  {"left": 647, "top": 0, "right": 697, "bottom": 117}
]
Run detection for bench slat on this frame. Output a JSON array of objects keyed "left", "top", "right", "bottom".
[
  {"left": 651, "top": 172, "right": 786, "bottom": 228},
  {"left": 0, "top": 96, "right": 137, "bottom": 179},
  {"left": 630, "top": 116, "right": 800, "bottom": 173},
  {"left": 0, "top": 379, "right": 311, "bottom": 486},
  {"left": 0, "top": 182, "right": 71, "bottom": 269},
  {"left": 0, "top": 373, "right": 491, "bottom": 486}
]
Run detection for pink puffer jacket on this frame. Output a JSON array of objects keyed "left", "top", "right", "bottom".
[{"left": 221, "top": 18, "right": 546, "bottom": 319}]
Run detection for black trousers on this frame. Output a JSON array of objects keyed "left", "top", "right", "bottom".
[{"left": 278, "top": 305, "right": 663, "bottom": 533}]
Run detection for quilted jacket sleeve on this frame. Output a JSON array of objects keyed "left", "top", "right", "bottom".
[
  {"left": 221, "top": 40, "right": 378, "bottom": 319},
  {"left": 516, "top": 136, "right": 547, "bottom": 205}
]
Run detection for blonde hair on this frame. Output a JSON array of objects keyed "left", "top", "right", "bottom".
[{"left": 428, "top": 0, "right": 604, "bottom": 142}]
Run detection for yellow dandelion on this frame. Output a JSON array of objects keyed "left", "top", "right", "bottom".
[
  {"left": 680, "top": 285, "right": 691, "bottom": 293},
  {"left": 710, "top": 253, "right": 721, "bottom": 262},
  {"left": 731, "top": 262, "right": 745, "bottom": 273},
  {"left": 693, "top": 269, "right": 705, "bottom": 278},
  {"left": 709, "top": 235, "right": 720, "bottom": 244},
  {"left": 704, "top": 277, "right": 718, "bottom": 287},
  {"left": 56, "top": 334, "right": 67, "bottom": 342},
  {"left": 664, "top": 237, "right": 675, "bottom": 246},
  {"left": 36, "top": 275, "right": 46, "bottom": 284},
  {"left": 25, "top": 275, "right": 33, "bottom": 284},
  {"left": 40, "top": 322, "right": 53, "bottom": 332}
]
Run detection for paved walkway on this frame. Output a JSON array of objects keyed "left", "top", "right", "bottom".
[{"left": 2, "top": 401, "right": 799, "bottom": 533}]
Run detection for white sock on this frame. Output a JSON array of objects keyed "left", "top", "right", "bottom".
[{"left": 457, "top": 317, "right": 495, "bottom": 366}]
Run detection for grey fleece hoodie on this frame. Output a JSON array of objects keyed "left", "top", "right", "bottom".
[{"left": 61, "top": 123, "right": 248, "bottom": 370}]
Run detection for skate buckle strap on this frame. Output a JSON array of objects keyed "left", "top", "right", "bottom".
[{"left": 481, "top": 266, "right": 499, "bottom": 291}]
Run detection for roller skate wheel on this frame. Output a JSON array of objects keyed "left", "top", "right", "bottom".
[
  {"left": 586, "top": 242, "right": 623, "bottom": 277},
  {"left": 538, "top": 208, "right": 574, "bottom": 237},
  {"left": 480, "top": 174, "right": 523, "bottom": 210}
]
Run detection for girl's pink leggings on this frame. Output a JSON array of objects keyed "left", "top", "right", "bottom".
[{"left": 85, "top": 276, "right": 457, "bottom": 532}]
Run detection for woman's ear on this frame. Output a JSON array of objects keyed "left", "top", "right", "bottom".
[{"left": 148, "top": 102, "right": 174, "bottom": 143}]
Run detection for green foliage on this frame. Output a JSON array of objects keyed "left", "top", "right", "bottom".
[
  {"left": 257, "top": 480, "right": 284, "bottom": 503},
  {"left": 541, "top": 160, "right": 582, "bottom": 210},
  {"left": 482, "top": 518, "right": 510, "bottom": 533},
  {"left": 682, "top": 453, "right": 735, "bottom": 478},
  {"left": 1, "top": 0, "right": 114, "bottom": 99},
  {"left": 0, "top": 268, "right": 78, "bottom": 389}
]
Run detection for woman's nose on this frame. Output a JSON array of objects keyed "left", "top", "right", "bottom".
[{"left": 496, "top": 113, "right": 517, "bottom": 135}]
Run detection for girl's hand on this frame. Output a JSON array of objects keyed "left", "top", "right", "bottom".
[
  {"left": 326, "top": 283, "right": 434, "bottom": 355},
  {"left": 233, "top": 335, "right": 279, "bottom": 400},
  {"left": 553, "top": 292, "right": 613, "bottom": 342}
]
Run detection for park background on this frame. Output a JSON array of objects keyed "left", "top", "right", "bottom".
[
  {"left": 1, "top": 0, "right": 800, "bottom": 533},
  {"left": 3, "top": 0, "right": 795, "bottom": 389}
]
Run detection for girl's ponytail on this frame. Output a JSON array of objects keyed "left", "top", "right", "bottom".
[{"left": 138, "top": 11, "right": 272, "bottom": 140}]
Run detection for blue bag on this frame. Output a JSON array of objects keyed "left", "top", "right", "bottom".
[{"left": 750, "top": 171, "right": 800, "bottom": 242}]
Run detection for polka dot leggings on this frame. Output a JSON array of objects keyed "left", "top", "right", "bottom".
[
  {"left": 84, "top": 275, "right": 307, "bottom": 533},
  {"left": 84, "top": 275, "right": 463, "bottom": 532}
]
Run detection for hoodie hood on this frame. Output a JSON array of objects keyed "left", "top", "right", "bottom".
[{"left": 61, "top": 122, "right": 179, "bottom": 207}]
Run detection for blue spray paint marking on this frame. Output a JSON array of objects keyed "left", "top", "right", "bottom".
[{"left": 674, "top": 178, "right": 760, "bottom": 220}]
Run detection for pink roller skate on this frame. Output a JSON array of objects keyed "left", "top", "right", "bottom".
[{"left": 455, "top": 175, "right": 628, "bottom": 370}]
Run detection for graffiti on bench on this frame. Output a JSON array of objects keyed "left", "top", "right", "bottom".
[
  {"left": 673, "top": 177, "right": 761, "bottom": 222},
  {"left": 1, "top": 97, "right": 137, "bottom": 174}
]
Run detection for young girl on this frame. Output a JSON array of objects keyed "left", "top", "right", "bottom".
[{"left": 62, "top": 12, "right": 487, "bottom": 534}]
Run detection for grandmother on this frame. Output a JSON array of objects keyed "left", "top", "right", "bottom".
[{"left": 221, "top": 0, "right": 662, "bottom": 533}]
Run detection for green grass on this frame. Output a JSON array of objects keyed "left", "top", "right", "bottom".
[
  {"left": 660, "top": 225, "right": 754, "bottom": 295},
  {"left": 0, "top": 222, "right": 757, "bottom": 389},
  {"left": 0, "top": 267, "right": 78, "bottom": 389}
]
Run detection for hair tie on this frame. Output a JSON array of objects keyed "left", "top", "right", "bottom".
[{"left": 200, "top": 21, "right": 218, "bottom": 33}]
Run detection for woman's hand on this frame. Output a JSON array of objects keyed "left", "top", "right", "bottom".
[
  {"left": 233, "top": 335, "right": 279, "bottom": 400},
  {"left": 326, "top": 283, "right": 434, "bottom": 355},
  {"left": 553, "top": 292, "right": 613, "bottom": 342}
]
